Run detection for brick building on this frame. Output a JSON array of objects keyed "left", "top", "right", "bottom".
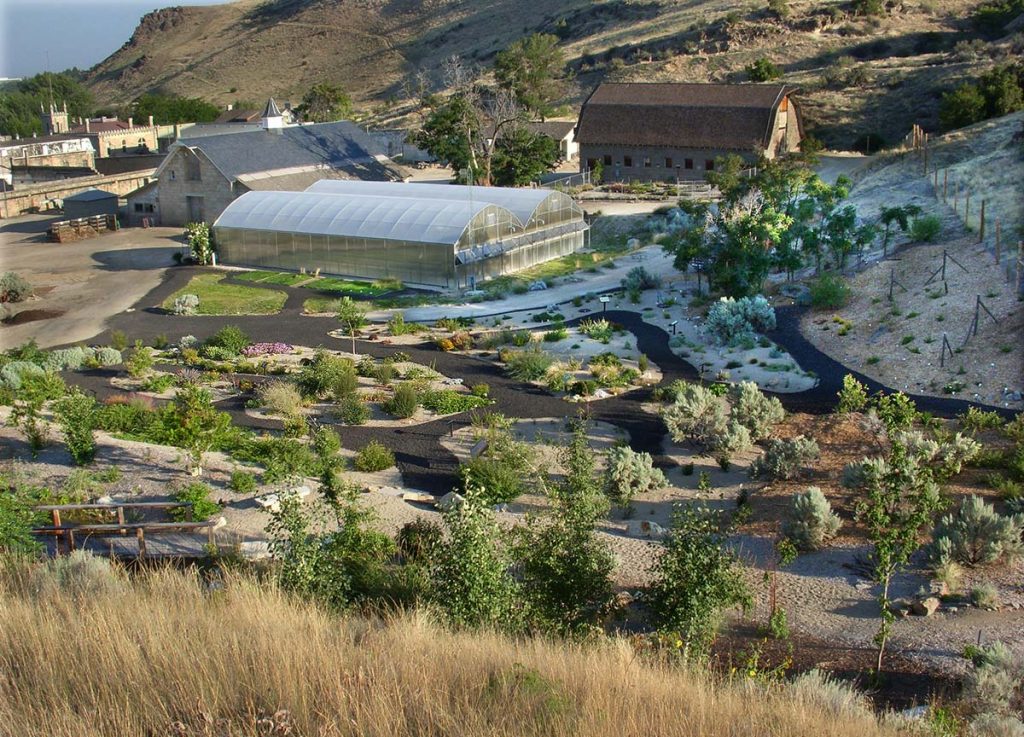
[{"left": 576, "top": 83, "right": 802, "bottom": 182}]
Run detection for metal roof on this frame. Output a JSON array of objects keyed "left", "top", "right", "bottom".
[
  {"left": 63, "top": 188, "right": 118, "bottom": 202},
  {"left": 304, "top": 179, "right": 569, "bottom": 228},
  {"left": 213, "top": 190, "right": 509, "bottom": 246}
]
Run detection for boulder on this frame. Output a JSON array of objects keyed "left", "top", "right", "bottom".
[
  {"left": 238, "top": 541, "right": 271, "bottom": 560},
  {"left": 911, "top": 597, "right": 940, "bottom": 617},
  {"left": 626, "top": 519, "right": 666, "bottom": 540},
  {"left": 888, "top": 598, "right": 913, "bottom": 617},
  {"left": 929, "top": 579, "right": 949, "bottom": 597},
  {"left": 401, "top": 491, "right": 435, "bottom": 504},
  {"left": 436, "top": 492, "right": 466, "bottom": 512}
]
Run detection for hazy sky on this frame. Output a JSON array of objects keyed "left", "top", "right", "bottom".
[{"left": 0, "top": 0, "right": 226, "bottom": 79}]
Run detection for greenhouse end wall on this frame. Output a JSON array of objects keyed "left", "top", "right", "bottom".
[{"left": 215, "top": 227, "right": 456, "bottom": 287}]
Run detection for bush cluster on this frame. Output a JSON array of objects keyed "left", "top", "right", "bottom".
[
  {"left": 783, "top": 487, "right": 842, "bottom": 551},
  {"left": 603, "top": 446, "right": 666, "bottom": 509},
  {"left": 171, "top": 294, "right": 200, "bottom": 315},
  {"left": 0, "top": 271, "right": 32, "bottom": 303},
  {"left": 384, "top": 384, "right": 420, "bottom": 419},
  {"left": 750, "top": 436, "right": 820, "bottom": 481},
  {"left": 929, "top": 495, "right": 1024, "bottom": 567},
  {"left": 705, "top": 296, "right": 776, "bottom": 345},
  {"left": 355, "top": 441, "right": 396, "bottom": 472}
]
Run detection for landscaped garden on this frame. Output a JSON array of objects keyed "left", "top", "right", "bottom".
[{"left": 162, "top": 273, "right": 288, "bottom": 316}]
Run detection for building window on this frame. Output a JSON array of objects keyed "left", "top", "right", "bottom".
[
  {"left": 684, "top": 158, "right": 693, "bottom": 169},
  {"left": 603, "top": 154, "right": 612, "bottom": 166},
  {"left": 134, "top": 203, "right": 144, "bottom": 213},
  {"left": 644, "top": 157, "right": 651, "bottom": 168},
  {"left": 705, "top": 159, "right": 715, "bottom": 171},
  {"left": 665, "top": 157, "right": 673, "bottom": 168},
  {"left": 169, "top": 170, "right": 176, "bottom": 180},
  {"left": 623, "top": 155, "right": 633, "bottom": 167}
]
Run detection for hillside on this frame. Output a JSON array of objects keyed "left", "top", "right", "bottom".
[{"left": 84, "top": 0, "right": 1024, "bottom": 147}]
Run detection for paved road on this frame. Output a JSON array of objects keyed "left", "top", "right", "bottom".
[{"left": 61, "top": 268, "right": 1017, "bottom": 496}]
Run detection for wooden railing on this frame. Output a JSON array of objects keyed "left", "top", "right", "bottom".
[{"left": 33, "top": 502, "right": 218, "bottom": 558}]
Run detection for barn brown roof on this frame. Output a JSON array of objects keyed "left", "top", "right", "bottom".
[{"left": 576, "top": 83, "right": 793, "bottom": 151}]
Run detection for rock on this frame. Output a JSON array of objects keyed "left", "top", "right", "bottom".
[
  {"left": 96, "top": 495, "right": 114, "bottom": 505},
  {"left": 470, "top": 438, "right": 489, "bottom": 459},
  {"left": 899, "top": 706, "right": 929, "bottom": 720},
  {"left": 238, "top": 541, "right": 271, "bottom": 560},
  {"left": 626, "top": 519, "right": 666, "bottom": 540},
  {"left": 492, "top": 503, "right": 510, "bottom": 513},
  {"left": 888, "top": 598, "right": 913, "bottom": 616},
  {"left": 254, "top": 493, "right": 280, "bottom": 511},
  {"left": 401, "top": 492, "right": 434, "bottom": 504},
  {"left": 929, "top": 579, "right": 949, "bottom": 597},
  {"left": 626, "top": 238, "right": 640, "bottom": 249},
  {"left": 528, "top": 280, "right": 548, "bottom": 291},
  {"left": 436, "top": 492, "right": 466, "bottom": 512},
  {"left": 948, "top": 606, "right": 958, "bottom": 614},
  {"left": 911, "top": 597, "right": 940, "bottom": 617},
  {"left": 212, "top": 516, "right": 228, "bottom": 530}
]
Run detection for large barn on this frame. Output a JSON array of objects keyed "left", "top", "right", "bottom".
[
  {"left": 212, "top": 181, "right": 587, "bottom": 289},
  {"left": 576, "top": 82, "right": 803, "bottom": 182}
]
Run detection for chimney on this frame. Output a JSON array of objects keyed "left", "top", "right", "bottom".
[
  {"left": 128, "top": 117, "right": 134, "bottom": 128},
  {"left": 148, "top": 115, "right": 154, "bottom": 127}
]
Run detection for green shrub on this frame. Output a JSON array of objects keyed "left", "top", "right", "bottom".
[
  {"left": 504, "top": 347, "right": 555, "bottom": 381},
  {"left": 706, "top": 296, "right": 776, "bottom": 345},
  {"left": 929, "top": 495, "right": 1024, "bottom": 566},
  {"left": 662, "top": 382, "right": 751, "bottom": 460},
  {"left": 621, "top": 265, "right": 661, "bottom": 291},
  {"left": 836, "top": 374, "right": 869, "bottom": 413},
  {"left": 747, "top": 57, "right": 782, "bottom": 82},
  {"left": 750, "top": 436, "right": 820, "bottom": 480},
  {"left": 54, "top": 389, "right": 98, "bottom": 466},
  {"left": 604, "top": 446, "right": 666, "bottom": 509},
  {"left": 397, "top": 518, "right": 443, "bottom": 562},
  {"left": 297, "top": 350, "right": 356, "bottom": 399},
  {"left": 234, "top": 437, "right": 319, "bottom": 484},
  {"left": 355, "top": 440, "right": 395, "bottom": 472},
  {"left": 729, "top": 381, "right": 784, "bottom": 440},
  {"left": 578, "top": 319, "right": 613, "bottom": 343},
  {"left": 229, "top": 470, "right": 257, "bottom": 493},
  {"left": 874, "top": 391, "right": 917, "bottom": 433},
  {"left": 205, "top": 325, "right": 251, "bottom": 356},
  {"left": 809, "top": 273, "right": 852, "bottom": 309},
  {"left": 910, "top": 215, "right": 942, "bottom": 243},
  {"left": 969, "top": 582, "right": 1001, "bottom": 610},
  {"left": 125, "top": 340, "right": 154, "bottom": 379},
  {"left": 421, "top": 389, "right": 489, "bottom": 414},
  {"left": 783, "top": 487, "right": 842, "bottom": 551},
  {"left": 959, "top": 407, "right": 1005, "bottom": 433},
  {"left": 543, "top": 326, "right": 569, "bottom": 342},
  {"left": 171, "top": 482, "right": 221, "bottom": 521},
  {"left": 471, "top": 383, "right": 490, "bottom": 398},
  {"left": 257, "top": 380, "right": 304, "bottom": 418},
  {"left": 384, "top": 383, "right": 420, "bottom": 419},
  {"left": 334, "top": 393, "right": 369, "bottom": 425},
  {"left": 0, "top": 271, "right": 32, "bottom": 303}
]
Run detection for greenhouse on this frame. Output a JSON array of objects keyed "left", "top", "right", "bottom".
[{"left": 212, "top": 182, "right": 587, "bottom": 289}]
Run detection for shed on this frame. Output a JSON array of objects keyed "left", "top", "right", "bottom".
[
  {"left": 63, "top": 188, "right": 119, "bottom": 220},
  {"left": 125, "top": 180, "right": 159, "bottom": 227}
]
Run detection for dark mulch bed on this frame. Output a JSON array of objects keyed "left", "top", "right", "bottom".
[{"left": 2, "top": 308, "right": 65, "bottom": 325}]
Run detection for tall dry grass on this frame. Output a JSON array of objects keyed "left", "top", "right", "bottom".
[{"left": 0, "top": 556, "right": 903, "bottom": 737}]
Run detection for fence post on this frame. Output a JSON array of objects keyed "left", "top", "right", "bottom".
[
  {"left": 979, "top": 200, "right": 985, "bottom": 243},
  {"left": 942, "top": 169, "right": 947, "bottom": 201}
]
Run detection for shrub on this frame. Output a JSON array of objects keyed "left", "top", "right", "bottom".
[
  {"left": 578, "top": 318, "right": 613, "bottom": 342},
  {"left": 53, "top": 389, "right": 98, "bottom": 466},
  {"left": 30, "top": 550, "right": 123, "bottom": 599},
  {"left": 783, "top": 487, "right": 842, "bottom": 551},
  {"left": 233, "top": 437, "right": 319, "bottom": 484},
  {"left": 910, "top": 215, "right": 942, "bottom": 243},
  {"left": 334, "top": 393, "right": 369, "bottom": 425},
  {"left": 125, "top": 340, "right": 154, "bottom": 379},
  {"left": 929, "top": 495, "right": 1024, "bottom": 566},
  {"left": 0, "top": 361, "right": 45, "bottom": 391},
  {"left": 836, "top": 374, "right": 869, "bottom": 413},
  {"left": 171, "top": 294, "right": 200, "bottom": 315},
  {"left": 543, "top": 326, "right": 569, "bottom": 342},
  {"left": 0, "top": 271, "right": 32, "bottom": 303},
  {"left": 604, "top": 446, "right": 666, "bottom": 509},
  {"left": 171, "top": 482, "right": 221, "bottom": 521},
  {"left": 750, "top": 436, "right": 820, "bottom": 480},
  {"left": 874, "top": 391, "right": 917, "bottom": 433},
  {"left": 387, "top": 312, "right": 422, "bottom": 336},
  {"left": 621, "top": 265, "right": 661, "bottom": 291},
  {"left": 205, "top": 325, "right": 250, "bottom": 356},
  {"left": 297, "top": 350, "right": 356, "bottom": 399},
  {"left": 229, "top": 470, "right": 257, "bottom": 493},
  {"left": 662, "top": 383, "right": 751, "bottom": 459},
  {"left": 705, "top": 296, "right": 776, "bottom": 345},
  {"left": 729, "top": 381, "right": 784, "bottom": 440},
  {"left": 747, "top": 57, "right": 782, "bottom": 82},
  {"left": 969, "top": 582, "right": 1001, "bottom": 610},
  {"left": 421, "top": 389, "right": 489, "bottom": 414},
  {"left": 396, "top": 518, "right": 442, "bottom": 562},
  {"left": 355, "top": 440, "right": 395, "bottom": 472},
  {"left": 384, "top": 383, "right": 420, "bottom": 419},
  {"left": 959, "top": 407, "right": 1005, "bottom": 433},
  {"left": 257, "top": 380, "right": 304, "bottom": 418},
  {"left": 809, "top": 273, "right": 851, "bottom": 309},
  {"left": 471, "top": 383, "right": 489, "bottom": 398},
  {"left": 896, "top": 430, "right": 980, "bottom": 479},
  {"left": 44, "top": 347, "right": 88, "bottom": 372},
  {"left": 241, "top": 342, "right": 292, "bottom": 357},
  {"left": 504, "top": 347, "right": 555, "bottom": 381},
  {"left": 311, "top": 425, "right": 342, "bottom": 459}
]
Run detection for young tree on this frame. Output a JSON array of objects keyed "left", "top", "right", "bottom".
[
  {"left": 335, "top": 296, "right": 368, "bottom": 355},
  {"left": 429, "top": 485, "right": 519, "bottom": 629},
  {"left": 491, "top": 126, "right": 558, "bottom": 186},
  {"left": 53, "top": 388, "right": 98, "bottom": 465},
  {"left": 939, "top": 83, "right": 988, "bottom": 131},
  {"left": 648, "top": 503, "right": 751, "bottom": 659},
  {"left": 296, "top": 82, "right": 352, "bottom": 123},
  {"left": 853, "top": 441, "right": 945, "bottom": 673},
  {"left": 493, "top": 33, "right": 567, "bottom": 118},
  {"left": 171, "top": 385, "right": 233, "bottom": 475},
  {"left": 513, "top": 419, "right": 615, "bottom": 635},
  {"left": 878, "top": 204, "right": 922, "bottom": 256},
  {"left": 9, "top": 371, "right": 65, "bottom": 458}
]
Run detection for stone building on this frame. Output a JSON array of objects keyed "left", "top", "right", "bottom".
[
  {"left": 155, "top": 104, "right": 406, "bottom": 226},
  {"left": 68, "top": 116, "right": 160, "bottom": 159},
  {"left": 0, "top": 136, "right": 95, "bottom": 188},
  {"left": 576, "top": 83, "right": 802, "bottom": 182}
]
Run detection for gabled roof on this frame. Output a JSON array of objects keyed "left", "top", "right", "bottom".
[
  {"left": 576, "top": 82, "right": 793, "bottom": 151},
  {"left": 213, "top": 109, "right": 262, "bottom": 124},
  {"left": 160, "top": 121, "right": 403, "bottom": 183},
  {"left": 69, "top": 118, "right": 133, "bottom": 134},
  {"left": 527, "top": 121, "right": 576, "bottom": 140},
  {"left": 64, "top": 188, "right": 117, "bottom": 202}
]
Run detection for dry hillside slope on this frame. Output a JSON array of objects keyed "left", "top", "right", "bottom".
[{"left": 86, "top": 0, "right": 1024, "bottom": 146}]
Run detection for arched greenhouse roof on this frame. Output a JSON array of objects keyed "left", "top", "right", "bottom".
[
  {"left": 213, "top": 190, "right": 511, "bottom": 246},
  {"left": 304, "top": 180, "right": 578, "bottom": 231}
]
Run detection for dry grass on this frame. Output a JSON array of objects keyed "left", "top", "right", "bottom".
[{"left": 0, "top": 557, "right": 903, "bottom": 737}]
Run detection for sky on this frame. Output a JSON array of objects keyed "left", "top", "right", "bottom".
[{"left": 0, "top": 0, "right": 226, "bottom": 79}]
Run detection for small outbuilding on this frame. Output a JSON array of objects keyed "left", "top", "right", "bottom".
[
  {"left": 125, "top": 180, "right": 159, "bottom": 227},
  {"left": 62, "top": 188, "right": 119, "bottom": 220}
]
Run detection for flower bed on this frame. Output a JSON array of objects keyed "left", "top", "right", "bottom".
[{"left": 241, "top": 342, "right": 293, "bottom": 357}]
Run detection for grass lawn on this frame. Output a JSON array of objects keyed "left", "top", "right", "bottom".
[
  {"left": 233, "top": 271, "right": 313, "bottom": 287},
  {"left": 163, "top": 274, "right": 288, "bottom": 315},
  {"left": 312, "top": 277, "right": 399, "bottom": 295}
]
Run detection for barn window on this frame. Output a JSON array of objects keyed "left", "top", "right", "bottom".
[
  {"left": 644, "top": 157, "right": 651, "bottom": 168},
  {"left": 134, "top": 203, "right": 144, "bottom": 213},
  {"left": 705, "top": 159, "right": 715, "bottom": 171},
  {"left": 623, "top": 155, "right": 633, "bottom": 167},
  {"left": 603, "top": 154, "right": 612, "bottom": 166},
  {"left": 684, "top": 158, "right": 693, "bottom": 169},
  {"left": 665, "top": 157, "right": 673, "bottom": 168}
]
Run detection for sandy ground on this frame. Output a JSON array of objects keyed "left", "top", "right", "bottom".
[{"left": 0, "top": 215, "right": 180, "bottom": 349}]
